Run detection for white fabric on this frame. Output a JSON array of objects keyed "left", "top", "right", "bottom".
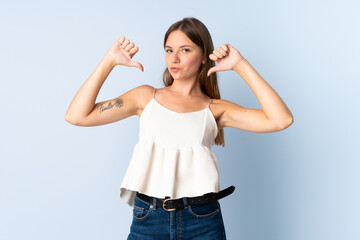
[{"left": 119, "top": 88, "right": 219, "bottom": 207}]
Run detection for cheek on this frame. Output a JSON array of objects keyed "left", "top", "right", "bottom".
[
  {"left": 186, "top": 56, "right": 202, "bottom": 70},
  {"left": 165, "top": 56, "right": 171, "bottom": 66}
]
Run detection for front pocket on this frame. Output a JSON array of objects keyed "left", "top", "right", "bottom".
[
  {"left": 133, "top": 205, "right": 144, "bottom": 215},
  {"left": 132, "top": 196, "right": 153, "bottom": 221},
  {"left": 188, "top": 200, "right": 220, "bottom": 218}
]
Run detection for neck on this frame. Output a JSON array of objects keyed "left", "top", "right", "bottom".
[{"left": 168, "top": 79, "right": 203, "bottom": 98}]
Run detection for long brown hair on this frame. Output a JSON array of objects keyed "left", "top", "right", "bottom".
[{"left": 162, "top": 17, "right": 225, "bottom": 147}]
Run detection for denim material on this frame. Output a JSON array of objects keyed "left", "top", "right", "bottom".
[{"left": 127, "top": 195, "right": 226, "bottom": 240}]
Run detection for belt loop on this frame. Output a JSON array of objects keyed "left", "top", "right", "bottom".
[
  {"left": 182, "top": 197, "right": 188, "bottom": 208},
  {"left": 152, "top": 197, "right": 157, "bottom": 210}
]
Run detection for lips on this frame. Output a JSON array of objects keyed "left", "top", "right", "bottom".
[{"left": 170, "top": 67, "right": 180, "bottom": 72}]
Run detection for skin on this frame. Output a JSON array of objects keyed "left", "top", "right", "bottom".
[
  {"left": 154, "top": 30, "right": 213, "bottom": 114},
  {"left": 165, "top": 30, "right": 205, "bottom": 85},
  {"left": 65, "top": 32, "right": 293, "bottom": 133}
]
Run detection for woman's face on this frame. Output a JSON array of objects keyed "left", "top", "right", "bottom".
[{"left": 165, "top": 30, "right": 205, "bottom": 81}]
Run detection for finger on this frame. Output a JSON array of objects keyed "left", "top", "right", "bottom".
[
  {"left": 217, "top": 47, "right": 227, "bottom": 56},
  {"left": 220, "top": 44, "right": 229, "bottom": 52},
  {"left": 122, "top": 39, "right": 130, "bottom": 48},
  {"left": 129, "top": 45, "right": 139, "bottom": 55},
  {"left": 212, "top": 50, "right": 222, "bottom": 58},
  {"left": 207, "top": 66, "right": 218, "bottom": 77},
  {"left": 125, "top": 42, "right": 135, "bottom": 51},
  {"left": 209, "top": 53, "right": 218, "bottom": 61},
  {"left": 131, "top": 61, "right": 144, "bottom": 72},
  {"left": 207, "top": 65, "right": 223, "bottom": 77},
  {"left": 118, "top": 36, "right": 125, "bottom": 45}
]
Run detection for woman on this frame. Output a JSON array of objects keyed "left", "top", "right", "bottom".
[{"left": 65, "top": 17, "right": 293, "bottom": 240}]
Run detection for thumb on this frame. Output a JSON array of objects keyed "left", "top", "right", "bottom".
[
  {"left": 130, "top": 60, "right": 144, "bottom": 72},
  {"left": 207, "top": 65, "right": 220, "bottom": 77}
]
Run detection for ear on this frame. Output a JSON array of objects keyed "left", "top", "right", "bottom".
[{"left": 201, "top": 52, "right": 206, "bottom": 64}]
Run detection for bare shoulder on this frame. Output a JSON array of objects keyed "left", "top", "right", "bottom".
[
  {"left": 210, "top": 98, "right": 247, "bottom": 131},
  {"left": 133, "top": 84, "right": 154, "bottom": 97},
  {"left": 115, "top": 84, "right": 154, "bottom": 117},
  {"left": 134, "top": 84, "right": 155, "bottom": 117},
  {"left": 212, "top": 98, "right": 245, "bottom": 109}
]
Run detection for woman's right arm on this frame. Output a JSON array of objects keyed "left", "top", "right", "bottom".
[{"left": 64, "top": 37, "right": 144, "bottom": 126}]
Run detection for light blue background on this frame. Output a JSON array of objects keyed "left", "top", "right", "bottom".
[{"left": 1, "top": 0, "right": 359, "bottom": 239}]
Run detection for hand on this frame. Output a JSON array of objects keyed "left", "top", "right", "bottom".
[
  {"left": 207, "top": 44, "right": 246, "bottom": 77},
  {"left": 106, "top": 36, "right": 144, "bottom": 72}
]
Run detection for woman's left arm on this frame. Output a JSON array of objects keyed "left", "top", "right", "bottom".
[{"left": 208, "top": 44, "right": 294, "bottom": 132}]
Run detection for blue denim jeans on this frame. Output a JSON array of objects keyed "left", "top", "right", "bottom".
[{"left": 127, "top": 194, "right": 227, "bottom": 240}]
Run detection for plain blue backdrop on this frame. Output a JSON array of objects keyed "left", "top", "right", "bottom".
[{"left": 0, "top": 0, "right": 359, "bottom": 239}]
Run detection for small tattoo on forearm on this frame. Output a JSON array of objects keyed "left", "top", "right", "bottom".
[{"left": 97, "top": 98, "right": 124, "bottom": 113}]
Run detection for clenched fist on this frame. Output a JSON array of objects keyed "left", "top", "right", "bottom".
[
  {"left": 106, "top": 36, "right": 144, "bottom": 72},
  {"left": 207, "top": 44, "right": 246, "bottom": 76}
]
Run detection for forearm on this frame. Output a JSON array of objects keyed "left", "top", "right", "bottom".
[
  {"left": 65, "top": 54, "right": 115, "bottom": 122},
  {"left": 234, "top": 59, "right": 293, "bottom": 125}
]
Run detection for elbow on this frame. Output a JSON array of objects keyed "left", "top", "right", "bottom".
[
  {"left": 64, "top": 114, "right": 88, "bottom": 126},
  {"left": 64, "top": 114, "right": 80, "bottom": 126},
  {"left": 278, "top": 116, "right": 294, "bottom": 130}
]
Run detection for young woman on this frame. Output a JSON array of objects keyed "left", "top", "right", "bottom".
[{"left": 65, "top": 17, "right": 293, "bottom": 240}]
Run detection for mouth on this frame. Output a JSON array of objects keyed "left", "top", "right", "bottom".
[{"left": 170, "top": 67, "right": 180, "bottom": 72}]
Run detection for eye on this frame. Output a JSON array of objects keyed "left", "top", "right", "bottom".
[
  {"left": 183, "top": 49, "right": 190, "bottom": 52},
  {"left": 165, "top": 49, "right": 172, "bottom": 53}
]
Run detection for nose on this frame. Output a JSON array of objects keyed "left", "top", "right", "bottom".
[{"left": 171, "top": 51, "right": 180, "bottom": 63}]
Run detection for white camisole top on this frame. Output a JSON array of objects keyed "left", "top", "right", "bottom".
[{"left": 120, "top": 87, "right": 220, "bottom": 207}]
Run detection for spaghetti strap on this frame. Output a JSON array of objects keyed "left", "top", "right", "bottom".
[
  {"left": 153, "top": 87, "right": 156, "bottom": 98},
  {"left": 208, "top": 99, "right": 213, "bottom": 108}
]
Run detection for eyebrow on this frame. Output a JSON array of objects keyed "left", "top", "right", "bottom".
[{"left": 165, "top": 45, "right": 193, "bottom": 48}]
